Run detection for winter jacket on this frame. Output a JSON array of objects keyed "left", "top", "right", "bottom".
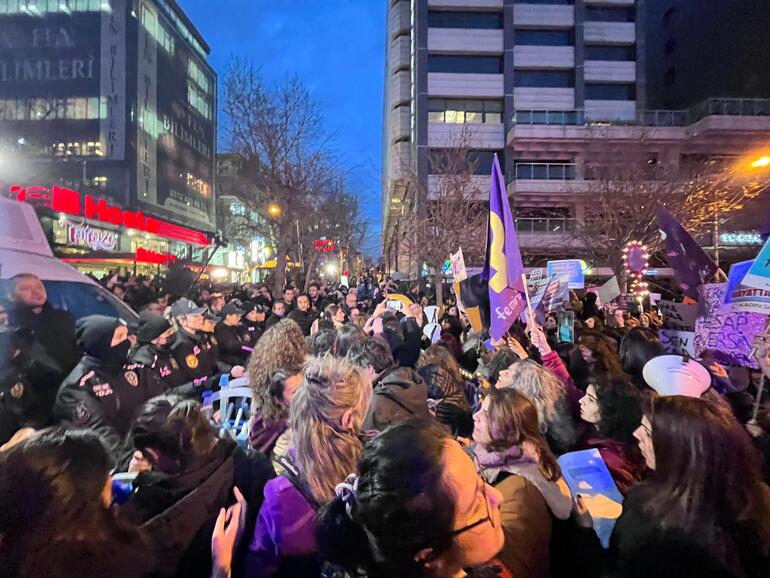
[
  {"left": 476, "top": 444, "right": 573, "bottom": 578},
  {"left": 118, "top": 439, "right": 274, "bottom": 578},
  {"left": 287, "top": 309, "right": 316, "bottom": 336},
  {"left": 579, "top": 436, "right": 646, "bottom": 495},
  {"left": 419, "top": 364, "right": 473, "bottom": 436},
  {"left": 214, "top": 322, "right": 250, "bottom": 367},
  {"left": 7, "top": 301, "right": 78, "bottom": 378},
  {"left": 542, "top": 351, "right": 582, "bottom": 416},
  {"left": 249, "top": 416, "right": 289, "bottom": 456},
  {"left": 363, "top": 366, "right": 429, "bottom": 431}
]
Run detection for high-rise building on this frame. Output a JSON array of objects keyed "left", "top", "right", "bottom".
[
  {"left": 646, "top": 0, "right": 770, "bottom": 109},
  {"left": 0, "top": 0, "right": 216, "bottom": 274},
  {"left": 382, "top": 0, "right": 770, "bottom": 273}
]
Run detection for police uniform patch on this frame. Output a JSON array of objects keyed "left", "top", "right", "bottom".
[
  {"left": 185, "top": 354, "right": 199, "bottom": 369},
  {"left": 124, "top": 371, "right": 139, "bottom": 387},
  {"left": 10, "top": 382, "right": 24, "bottom": 399}
]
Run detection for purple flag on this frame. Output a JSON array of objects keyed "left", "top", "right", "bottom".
[
  {"left": 482, "top": 155, "right": 526, "bottom": 340},
  {"left": 656, "top": 204, "right": 718, "bottom": 302}
]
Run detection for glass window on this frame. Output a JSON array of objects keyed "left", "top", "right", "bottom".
[
  {"left": 514, "top": 70, "right": 575, "bottom": 88},
  {"left": 428, "top": 55, "right": 503, "bottom": 74},
  {"left": 585, "top": 83, "right": 636, "bottom": 100},
  {"left": 515, "top": 29, "right": 574, "bottom": 46},
  {"left": 513, "top": 0, "right": 573, "bottom": 3},
  {"left": 428, "top": 10, "right": 503, "bottom": 29},
  {"left": 585, "top": 45, "right": 636, "bottom": 61},
  {"left": 428, "top": 111, "right": 444, "bottom": 122},
  {"left": 427, "top": 99, "right": 504, "bottom": 124},
  {"left": 87, "top": 97, "right": 100, "bottom": 119},
  {"left": 585, "top": 7, "right": 635, "bottom": 23}
]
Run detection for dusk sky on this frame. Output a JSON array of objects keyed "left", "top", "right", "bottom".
[{"left": 181, "top": 0, "right": 387, "bottom": 255}]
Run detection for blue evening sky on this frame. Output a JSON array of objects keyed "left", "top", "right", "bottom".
[{"left": 180, "top": 0, "right": 386, "bottom": 255}]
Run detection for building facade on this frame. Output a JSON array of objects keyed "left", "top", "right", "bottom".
[
  {"left": 0, "top": 0, "right": 216, "bottom": 275},
  {"left": 382, "top": 0, "right": 770, "bottom": 273}
]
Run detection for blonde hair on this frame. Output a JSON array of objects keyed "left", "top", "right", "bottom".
[
  {"left": 290, "top": 356, "right": 372, "bottom": 502},
  {"left": 248, "top": 319, "right": 307, "bottom": 421}
]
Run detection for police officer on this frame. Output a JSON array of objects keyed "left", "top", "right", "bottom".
[
  {"left": 214, "top": 301, "right": 249, "bottom": 368},
  {"left": 55, "top": 315, "right": 164, "bottom": 455},
  {"left": 169, "top": 298, "right": 245, "bottom": 384},
  {"left": 0, "top": 328, "right": 61, "bottom": 445},
  {"left": 240, "top": 301, "right": 266, "bottom": 345}
]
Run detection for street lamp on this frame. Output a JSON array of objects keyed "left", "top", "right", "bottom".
[
  {"left": 750, "top": 156, "right": 770, "bottom": 169},
  {"left": 267, "top": 202, "right": 282, "bottom": 219}
]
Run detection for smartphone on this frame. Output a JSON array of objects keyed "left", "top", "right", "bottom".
[{"left": 386, "top": 299, "right": 403, "bottom": 311}]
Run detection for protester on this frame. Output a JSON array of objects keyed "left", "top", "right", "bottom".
[
  {"left": 55, "top": 315, "right": 164, "bottom": 456},
  {"left": 416, "top": 343, "right": 473, "bottom": 436},
  {"left": 618, "top": 329, "right": 664, "bottom": 389},
  {"left": 332, "top": 323, "right": 363, "bottom": 358},
  {"left": 5, "top": 273, "right": 78, "bottom": 377},
  {"left": 281, "top": 287, "right": 295, "bottom": 313},
  {"left": 247, "top": 320, "right": 307, "bottom": 454},
  {"left": 474, "top": 388, "right": 573, "bottom": 578},
  {"left": 0, "top": 428, "right": 151, "bottom": 578},
  {"left": 248, "top": 357, "right": 372, "bottom": 577},
  {"left": 346, "top": 336, "right": 430, "bottom": 431},
  {"left": 607, "top": 396, "right": 770, "bottom": 578},
  {"left": 318, "top": 419, "right": 506, "bottom": 578},
  {"left": 307, "top": 328, "right": 336, "bottom": 357},
  {"left": 578, "top": 378, "right": 647, "bottom": 493},
  {"left": 287, "top": 293, "right": 316, "bottom": 336},
  {"left": 240, "top": 301, "right": 267, "bottom": 344},
  {"left": 119, "top": 395, "right": 274, "bottom": 577},
  {"left": 214, "top": 301, "right": 250, "bottom": 368},
  {"left": 265, "top": 301, "right": 287, "bottom": 330}
]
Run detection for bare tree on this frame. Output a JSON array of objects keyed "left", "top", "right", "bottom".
[
  {"left": 399, "top": 143, "right": 487, "bottom": 306},
  {"left": 222, "top": 59, "right": 341, "bottom": 294}
]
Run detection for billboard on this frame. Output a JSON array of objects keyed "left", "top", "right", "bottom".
[{"left": 135, "top": 0, "right": 215, "bottom": 232}]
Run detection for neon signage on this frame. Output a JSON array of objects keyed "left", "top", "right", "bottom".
[
  {"left": 313, "top": 239, "right": 335, "bottom": 253},
  {"left": 135, "top": 247, "right": 177, "bottom": 265},
  {"left": 8, "top": 184, "right": 210, "bottom": 246},
  {"left": 63, "top": 220, "right": 119, "bottom": 251}
]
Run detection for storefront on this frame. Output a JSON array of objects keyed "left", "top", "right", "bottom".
[{"left": 6, "top": 183, "right": 213, "bottom": 277}]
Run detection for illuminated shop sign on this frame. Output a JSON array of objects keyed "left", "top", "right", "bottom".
[
  {"left": 8, "top": 184, "right": 210, "bottom": 246},
  {"left": 719, "top": 232, "right": 762, "bottom": 246},
  {"left": 135, "top": 247, "right": 177, "bottom": 265},
  {"left": 313, "top": 239, "right": 335, "bottom": 252},
  {"left": 56, "top": 219, "right": 119, "bottom": 251}
]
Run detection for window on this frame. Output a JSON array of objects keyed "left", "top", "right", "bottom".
[
  {"left": 585, "top": 83, "right": 636, "bottom": 100},
  {"left": 585, "top": 7, "right": 635, "bottom": 22},
  {"left": 428, "top": 55, "right": 503, "bottom": 74},
  {"left": 515, "top": 29, "right": 574, "bottom": 46},
  {"left": 428, "top": 99, "right": 503, "bottom": 124},
  {"left": 429, "top": 150, "right": 504, "bottom": 175},
  {"left": 585, "top": 45, "right": 635, "bottom": 61},
  {"left": 0, "top": 97, "right": 105, "bottom": 121},
  {"left": 428, "top": 10, "right": 503, "bottom": 29},
  {"left": 513, "top": 0, "right": 573, "bottom": 4},
  {"left": 514, "top": 70, "right": 575, "bottom": 88}
]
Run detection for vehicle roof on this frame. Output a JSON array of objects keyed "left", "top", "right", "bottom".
[
  {"left": 0, "top": 198, "right": 54, "bottom": 258},
  {"left": 0, "top": 249, "right": 100, "bottom": 285}
]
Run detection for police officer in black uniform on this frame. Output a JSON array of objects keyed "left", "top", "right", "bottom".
[
  {"left": 240, "top": 301, "right": 267, "bottom": 344},
  {"left": 214, "top": 301, "right": 250, "bottom": 369},
  {"left": 170, "top": 298, "right": 246, "bottom": 385},
  {"left": 0, "top": 328, "right": 62, "bottom": 445},
  {"left": 55, "top": 315, "right": 165, "bottom": 455}
]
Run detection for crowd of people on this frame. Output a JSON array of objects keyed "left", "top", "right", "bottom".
[{"left": 1, "top": 270, "right": 770, "bottom": 578}]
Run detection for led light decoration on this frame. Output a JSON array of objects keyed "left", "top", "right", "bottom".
[{"left": 623, "top": 241, "right": 650, "bottom": 298}]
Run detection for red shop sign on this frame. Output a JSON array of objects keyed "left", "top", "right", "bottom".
[
  {"left": 8, "top": 184, "right": 211, "bottom": 246},
  {"left": 135, "top": 247, "right": 177, "bottom": 265}
]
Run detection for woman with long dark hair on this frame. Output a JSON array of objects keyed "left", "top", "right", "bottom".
[
  {"left": 474, "top": 388, "right": 572, "bottom": 578},
  {"left": 610, "top": 396, "right": 770, "bottom": 578},
  {"left": 618, "top": 329, "right": 663, "bottom": 389},
  {"left": 0, "top": 427, "right": 149, "bottom": 578},
  {"left": 578, "top": 378, "right": 647, "bottom": 494},
  {"left": 318, "top": 419, "right": 506, "bottom": 578}
]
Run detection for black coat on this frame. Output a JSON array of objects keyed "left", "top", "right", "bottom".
[
  {"left": 129, "top": 344, "right": 213, "bottom": 398},
  {"left": 7, "top": 302, "right": 78, "bottom": 378},
  {"left": 118, "top": 440, "right": 275, "bottom": 578},
  {"left": 287, "top": 309, "right": 316, "bottom": 336},
  {"left": 170, "top": 329, "right": 219, "bottom": 382},
  {"left": 214, "top": 322, "right": 250, "bottom": 367}
]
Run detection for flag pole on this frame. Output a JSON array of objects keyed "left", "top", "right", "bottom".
[{"left": 521, "top": 272, "right": 536, "bottom": 329}]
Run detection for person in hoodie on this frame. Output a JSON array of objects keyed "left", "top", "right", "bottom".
[
  {"left": 473, "top": 387, "right": 573, "bottom": 578},
  {"left": 54, "top": 315, "right": 164, "bottom": 456},
  {"left": 214, "top": 301, "right": 250, "bottom": 369},
  {"left": 118, "top": 395, "right": 275, "bottom": 578},
  {"left": 287, "top": 294, "right": 316, "bottom": 336},
  {"left": 346, "top": 336, "right": 429, "bottom": 431}
]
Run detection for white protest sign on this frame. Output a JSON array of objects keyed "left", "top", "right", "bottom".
[
  {"left": 659, "top": 329, "right": 696, "bottom": 357},
  {"left": 597, "top": 276, "right": 621, "bottom": 305},
  {"left": 424, "top": 305, "right": 439, "bottom": 324},
  {"left": 450, "top": 249, "right": 468, "bottom": 283}
]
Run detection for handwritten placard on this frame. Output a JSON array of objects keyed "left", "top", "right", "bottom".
[
  {"left": 659, "top": 329, "right": 696, "bottom": 356},
  {"left": 658, "top": 300, "right": 698, "bottom": 330},
  {"left": 694, "top": 283, "right": 764, "bottom": 369}
]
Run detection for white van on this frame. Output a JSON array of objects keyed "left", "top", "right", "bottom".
[{"left": 0, "top": 197, "right": 137, "bottom": 321}]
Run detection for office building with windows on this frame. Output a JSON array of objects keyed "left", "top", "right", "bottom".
[
  {"left": 0, "top": 0, "right": 216, "bottom": 274},
  {"left": 382, "top": 0, "right": 770, "bottom": 272}
]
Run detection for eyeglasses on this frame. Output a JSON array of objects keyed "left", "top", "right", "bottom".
[{"left": 450, "top": 474, "right": 495, "bottom": 537}]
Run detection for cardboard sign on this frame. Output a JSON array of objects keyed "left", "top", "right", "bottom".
[
  {"left": 558, "top": 449, "right": 624, "bottom": 549},
  {"left": 658, "top": 300, "right": 698, "bottom": 330},
  {"left": 544, "top": 277, "right": 568, "bottom": 313},
  {"left": 724, "top": 259, "right": 770, "bottom": 314},
  {"left": 659, "top": 329, "right": 696, "bottom": 356},
  {"left": 424, "top": 305, "right": 439, "bottom": 324},
  {"left": 597, "top": 276, "right": 621, "bottom": 305},
  {"left": 742, "top": 237, "right": 770, "bottom": 291},
  {"left": 546, "top": 259, "right": 585, "bottom": 289},
  {"left": 694, "top": 283, "right": 765, "bottom": 369},
  {"left": 450, "top": 248, "right": 468, "bottom": 283}
]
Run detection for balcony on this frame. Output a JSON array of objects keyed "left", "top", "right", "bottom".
[
  {"left": 428, "top": 28, "right": 504, "bottom": 54},
  {"left": 585, "top": 100, "right": 637, "bottom": 122},
  {"left": 584, "top": 22, "right": 635, "bottom": 44},
  {"left": 513, "top": 4, "right": 574, "bottom": 28},
  {"left": 513, "top": 46, "right": 575, "bottom": 69},
  {"left": 428, "top": 122, "right": 505, "bottom": 149},
  {"left": 584, "top": 60, "right": 636, "bottom": 83},
  {"left": 513, "top": 88, "right": 575, "bottom": 110},
  {"left": 514, "top": 162, "right": 576, "bottom": 180},
  {"left": 428, "top": 73, "right": 504, "bottom": 98},
  {"left": 389, "top": 0, "right": 411, "bottom": 37},
  {"left": 389, "top": 36, "right": 410, "bottom": 72}
]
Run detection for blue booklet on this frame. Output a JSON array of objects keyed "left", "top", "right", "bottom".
[{"left": 558, "top": 449, "right": 624, "bottom": 548}]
